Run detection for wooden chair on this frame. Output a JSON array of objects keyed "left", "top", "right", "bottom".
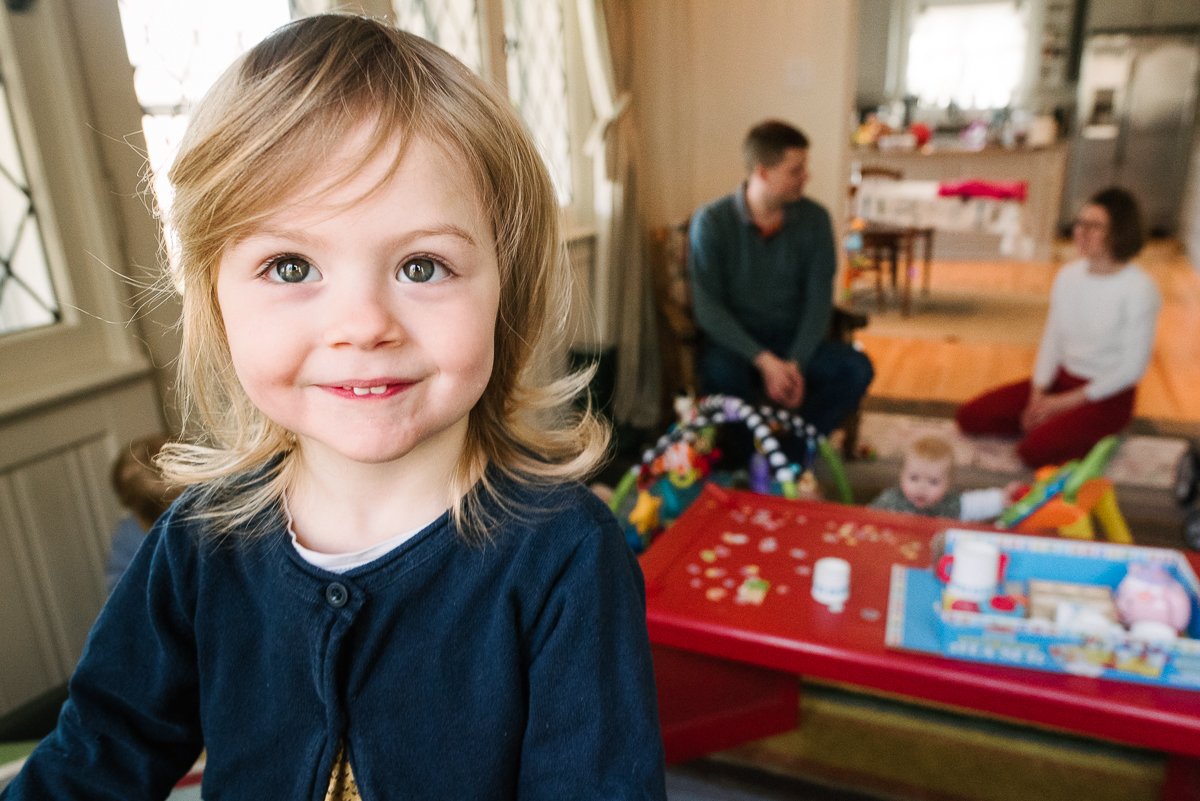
[
  {"left": 849, "top": 167, "right": 935, "bottom": 315},
  {"left": 649, "top": 221, "right": 867, "bottom": 458}
]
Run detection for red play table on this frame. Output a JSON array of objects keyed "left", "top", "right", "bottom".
[{"left": 640, "top": 484, "right": 1200, "bottom": 800}]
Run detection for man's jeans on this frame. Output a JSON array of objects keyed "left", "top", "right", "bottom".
[{"left": 699, "top": 336, "right": 874, "bottom": 436}]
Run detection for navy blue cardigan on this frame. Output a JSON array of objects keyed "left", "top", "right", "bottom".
[{"left": 4, "top": 479, "right": 665, "bottom": 800}]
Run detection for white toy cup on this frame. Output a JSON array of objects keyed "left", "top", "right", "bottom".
[
  {"left": 812, "top": 557, "right": 851, "bottom": 612},
  {"left": 937, "top": 539, "right": 1005, "bottom": 610}
]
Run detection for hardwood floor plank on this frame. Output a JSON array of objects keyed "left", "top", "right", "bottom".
[{"left": 852, "top": 239, "right": 1200, "bottom": 427}]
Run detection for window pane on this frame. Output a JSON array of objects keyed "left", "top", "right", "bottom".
[
  {"left": 503, "top": 0, "right": 572, "bottom": 205},
  {"left": 0, "top": 67, "right": 59, "bottom": 336},
  {"left": 117, "top": 0, "right": 293, "bottom": 219},
  {"left": 392, "top": 0, "right": 483, "bottom": 73},
  {"left": 906, "top": 2, "right": 1027, "bottom": 110}
]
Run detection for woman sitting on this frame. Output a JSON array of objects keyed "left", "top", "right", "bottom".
[{"left": 955, "top": 186, "right": 1161, "bottom": 468}]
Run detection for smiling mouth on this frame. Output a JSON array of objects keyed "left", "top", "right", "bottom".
[
  {"left": 344, "top": 385, "right": 389, "bottom": 396},
  {"left": 323, "top": 382, "right": 409, "bottom": 399}
]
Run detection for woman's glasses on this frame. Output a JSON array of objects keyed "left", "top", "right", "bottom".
[{"left": 1073, "top": 218, "right": 1108, "bottom": 232}]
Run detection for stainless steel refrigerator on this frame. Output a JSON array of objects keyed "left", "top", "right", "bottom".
[{"left": 1061, "top": 32, "right": 1200, "bottom": 235}]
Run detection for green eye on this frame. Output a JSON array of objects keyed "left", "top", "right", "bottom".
[
  {"left": 268, "top": 256, "right": 320, "bottom": 283},
  {"left": 398, "top": 257, "right": 446, "bottom": 284}
]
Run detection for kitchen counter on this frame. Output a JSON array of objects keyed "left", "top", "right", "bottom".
[{"left": 851, "top": 144, "right": 1068, "bottom": 260}]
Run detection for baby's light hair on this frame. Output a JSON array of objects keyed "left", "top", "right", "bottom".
[
  {"left": 157, "top": 13, "right": 608, "bottom": 542},
  {"left": 904, "top": 435, "right": 955, "bottom": 476},
  {"left": 112, "top": 434, "right": 181, "bottom": 529}
]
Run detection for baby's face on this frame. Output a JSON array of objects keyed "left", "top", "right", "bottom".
[{"left": 900, "top": 455, "right": 951, "bottom": 510}]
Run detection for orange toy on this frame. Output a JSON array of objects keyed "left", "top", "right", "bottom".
[
  {"left": 997, "top": 436, "right": 1131, "bottom": 543},
  {"left": 1015, "top": 468, "right": 1131, "bottom": 543}
]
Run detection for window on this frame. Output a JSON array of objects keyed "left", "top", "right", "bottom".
[
  {"left": 118, "top": 0, "right": 591, "bottom": 231},
  {"left": 905, "top": 2, "right": 1027, "bottom": 110},
  {"left": 0, "top": 49, "right": 58, "bottom": 336},
  {"left": 391, "top": 0, "right": 587, "bottom": 211},
  {"left": 392, "top": 0, "right": 483, "bottom": 73},
  {"left": 116, "top": 0, "right": 294, "bottom": 218},
  {"left": 0, "top": 0, "right": 159, "bottom": 415},
  {"left": 502, "top": 0, "right": 573, "bottom": 206}
]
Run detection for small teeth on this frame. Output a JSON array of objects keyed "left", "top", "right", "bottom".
[{"left": 344, "top": 385, "right": 389, "bottom": 396}]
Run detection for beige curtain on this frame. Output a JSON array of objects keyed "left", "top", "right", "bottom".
[{"left": 576, "top": 0, "right": 661, "bottom": 429}]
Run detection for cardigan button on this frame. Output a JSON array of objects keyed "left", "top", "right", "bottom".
[{"left": 324, "top": 582, "right": 349, "bottom": 608}]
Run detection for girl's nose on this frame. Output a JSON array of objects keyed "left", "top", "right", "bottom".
[{"left": 324, "top": 278, "right": 404, "bottom": 349}]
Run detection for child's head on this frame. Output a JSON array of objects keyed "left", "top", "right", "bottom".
[
  {"left": 160, "top": 14, "right": 606, "bottom": 539},
  {"left": 111, "top": 434, "right": 180, "bottom": 530},
  {"left": 899, "top": 435, "right": 954, "bottom": 510}
]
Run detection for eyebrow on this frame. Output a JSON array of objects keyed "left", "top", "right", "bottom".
[{"left": 247, "top": 223, "right": 481, "bottom": 249}]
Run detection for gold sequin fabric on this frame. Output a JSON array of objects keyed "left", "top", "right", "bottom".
[{"left": 324, "top": 742, "right": 361, "bottom": 801}]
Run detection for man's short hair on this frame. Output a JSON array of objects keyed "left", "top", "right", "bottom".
[{"left": 743, "top": 120, "right": 809, "bottom": 173}]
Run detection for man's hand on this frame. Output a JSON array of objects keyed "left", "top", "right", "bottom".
[{"left": 754, "top": 351, "right": 805, "bottom": 408}]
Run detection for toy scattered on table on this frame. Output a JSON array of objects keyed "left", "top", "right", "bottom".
[
  {"left": 824, "top": 518, "right": 924, "bottom": 562},
  {"left": 935, "top": 537, "right": 1010, "bottom": 613},
  {"left": 1115, "top": 561, "right": 1193, "bottom": 640},
  {"left": 608, "top": 394, "right": 852, "bottom": 552},
  {"left": 680, "top": 527, "right": 815, "bottom": 608},
  {"left": 1027, "top": 579, "right": 1119, "bottom": 637},
  {"left": 889, "top": 528, "right": 1200, "bottom": 689},
  {"left": 995, "top": 435, "right": 1131, "bottom": 543},
  {"left": 812, "top": 557, "right": 851, "bottom": 613}
]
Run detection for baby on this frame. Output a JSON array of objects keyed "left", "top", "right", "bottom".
[
  {"left": 870, "top": 435, "right": 1012, "bottom": 521},
  {"left": 105, "top": 433, "right": 180, "bottom": 592}
]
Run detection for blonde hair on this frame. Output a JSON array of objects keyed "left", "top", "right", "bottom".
[
  {"left": 157, "top": 13, "right": 609, "bottom": 543},
  {"left": 904, "top": 435, "right": 955, "bottom": 474}
]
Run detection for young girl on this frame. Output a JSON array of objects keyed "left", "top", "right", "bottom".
[
  {"left": 956, "top": 186, "right": 1161, "bottom": 468},
  {"left": 4, "top": 14, "right": 665, "bottom": 800}
]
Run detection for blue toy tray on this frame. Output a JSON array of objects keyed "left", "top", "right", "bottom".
[{"left": 885, "top": 529, "right": 1200, "bottom": 690}]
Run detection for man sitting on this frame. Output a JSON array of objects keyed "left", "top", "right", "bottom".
[{"left": 688, "top": 119, "right": 873, "bottom": 434}]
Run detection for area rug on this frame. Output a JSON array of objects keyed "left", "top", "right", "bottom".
[
  {"left": 845, "top": 287, "right": 1047, "bottom": 345},
  {"left": 833, "top": 411, "right": 1192, "bottom": 549},
  {"left": 711, "top": 681, "right": 1164, "bottom": 801},
  {"left": 857, "top": 411, "right": 1187, "bottom": 491}
]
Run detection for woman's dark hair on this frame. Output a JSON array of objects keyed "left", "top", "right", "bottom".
[{"left": 1088, "top": 186, "right": 1144, "bottom": 262}]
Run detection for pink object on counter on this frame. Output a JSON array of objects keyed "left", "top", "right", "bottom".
[{"left": 937, "top": 179, "right": 1028, "bottom": 202}]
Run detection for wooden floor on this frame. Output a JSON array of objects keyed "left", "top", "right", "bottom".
[{"left": 856, "top": 238, "right": 1200, "bottom": 430}]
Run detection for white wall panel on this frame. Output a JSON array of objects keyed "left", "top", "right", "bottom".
[
  {"left": 0, "top": 377, "right": 163, "bottom": 716},
  {"left": 0, "top": 479, "right": 63, "bottom": 712},
  {"left": 632, "top": 0, "right": 860, "bottom": 231}
]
